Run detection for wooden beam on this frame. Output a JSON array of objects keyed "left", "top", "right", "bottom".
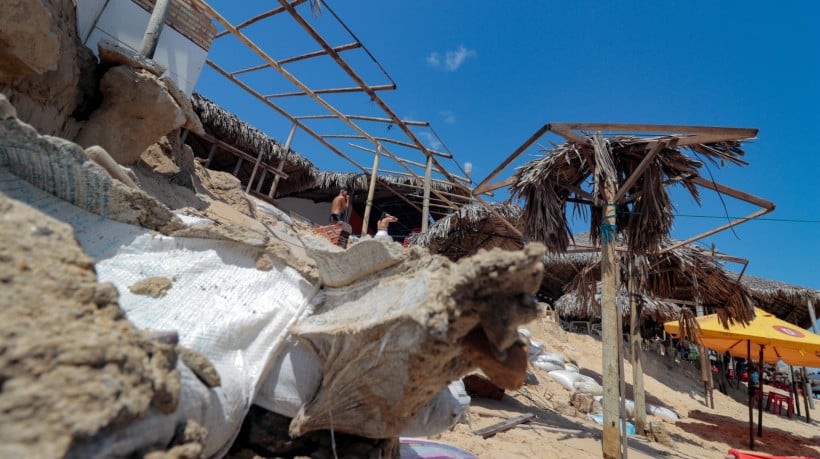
[
  {"left": 277, "top": 0, "right": 467, "bottom": 190},
  {"left": 552, "top": 123, "right": 758, "bottom": 139},
  {"left": 550, "top": 124, "right": 589, "bottom": 145},
  {"left": 213, "top": 0, "right": 307, "bottom": 38},
  {"left": 277, "top": 42, "right": 361, "bottom": 65},
  {"left": 473, "top": 124, "right": 550, "bottom": 196},
  {"left": 472, "top": 194, "right": 523, "bottom": 240},
  {"left": 299, "top": 114, "right": 429, "bottom": 127},
  {"left": 612, "top": 140, "right": 670, "bottom": 204},
  {"left": 478, "top": 177, "right": 516, "bottom": 194},
  {"left": 264, "top": 84, "right": 395, "bottom": 98},
  {"left": 472, "top": 414, "right": 535, "bottom": 438},
  {"left": 321, "top": 134, "right": 452, "bottom": 158}
]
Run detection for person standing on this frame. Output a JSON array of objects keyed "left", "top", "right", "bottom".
[
  {"left": 375, "top": 212, "right": 398, "bottom": 239},
  {"left": 330, "top": 187, "right": 350, "bottom": 223}
]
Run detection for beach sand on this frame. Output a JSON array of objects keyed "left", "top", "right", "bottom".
[{"left": 431, "top": 316, "right": 820, "bottom": 459}]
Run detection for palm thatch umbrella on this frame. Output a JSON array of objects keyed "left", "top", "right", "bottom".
[
  {"left": 741, "top": 275, "right": 820, "bottom": 329},
  {"left": 510, "top": 135, "right": 749, "bottom": 255},
  {"left": 190, "top": 93, "right": 318, "bottom": 195},
  {"left": 407, "top": 203, "right": 523, "bottom": 260}
]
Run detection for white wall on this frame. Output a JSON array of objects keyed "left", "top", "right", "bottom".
[{"left": 75, "top": 0, "right": 207, "bottom": 95}]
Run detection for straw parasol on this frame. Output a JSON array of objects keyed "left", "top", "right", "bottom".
[
  {"left": 407, "top": 203, "right": 523, "bottom": 260},
  {"left": 510, "top": 135, "right": 749, "bottom": 255},
  {"left": 190, "top": 93, "right": 318, "bottom": 194}
]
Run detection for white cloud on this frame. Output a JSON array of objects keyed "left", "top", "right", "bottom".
[
  {"left": 426, "top": 45, "right": 476, "bottom": 72},
  {"left": 439, "top": 110, "right": 456, "bottom": 124},
  {"left": 418, "top": 132, "right": 443, "bottom": 151},
  {"left": 445, "top": 45, "right": 476, "bottom": 71}
]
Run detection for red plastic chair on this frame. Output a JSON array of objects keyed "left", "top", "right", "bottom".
[{"left": 727, "top": 448, "right": 813, "bottom": 459}]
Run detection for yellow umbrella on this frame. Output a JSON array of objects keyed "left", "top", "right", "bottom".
[{"left": 664, "top": 308, "right": 820, "bottom": 367}]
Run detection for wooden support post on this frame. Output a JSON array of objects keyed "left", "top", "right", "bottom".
[
  {"left": 616, "top": 288, "right": 629, "bottom": 459},
  {"left": 757, "top": 347, "right": 764, "bottom": 437},
  {"left": 801, "top": 367, "right": 812, "bottom": 422},
  {"left": 232, "top": 158, "right": 243, "bottom": 176},
  {"left": 269, "top": 122, "right": 298, "bottom": 198},
  {"left": 628, "top": 261, "right": 646, "bottom": 436},
  {"left": 204, "top": 143, "right": 218, "bottom": 168},
  {"left": 599, "top": 165, "right": 621, "bottom": 457},
  {"left": 361, "top": 145, "right": 381, "bottom": 236},
  {"left": 747, "top": 340, "right": 754, "bottom": 450},
  {"left": 789, "top": 365, "right": 801, "bottom": 417},
  {"left": 421, "top": 155, "right": 433, "bottom": 232},
  {"left": 256, "top": 170, "right": 267, "bottom": 193},
  {"left": 180, "top": 128, "right": 189, "bottom": 144},
  {"left": 246, "top": 149, "right": 267, "bottom": 194},
  {"left": 139, "top": 0, "right": 171, "bottom": 59},
  {"left": 807, "top": 299, "right": 817, "bottom": 410}
]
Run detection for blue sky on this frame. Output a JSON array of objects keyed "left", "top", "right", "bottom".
[{"left": 195, "top": 1, "right": 819, "bottom": 291}]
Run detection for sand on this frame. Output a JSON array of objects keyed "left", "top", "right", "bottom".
[{"left": 430, "top": 315, "right": 820, "bottom": 458}]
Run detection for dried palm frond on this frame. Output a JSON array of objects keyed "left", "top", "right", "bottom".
[
  {"left": 311, "top": 171, "right": 460, "bottom": 194},
  {"left": 676, "top": 308, "right": 702, "bottom": 344},
  {"left": 510, "top": 134, "right": 750, "bottom": 256},
  {"left": 554, "top": 283, "right": 681, "bottom": 323},
  {"left": 740, "top": 275, "right": 820, "bottom": 329}
]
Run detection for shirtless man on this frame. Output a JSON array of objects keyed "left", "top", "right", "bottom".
[
  {"left": 329, "top": 187, "right": 350, "bottom": 222},
  {"left": 374, "top": 212, "right": 398, "bottom": 239}
]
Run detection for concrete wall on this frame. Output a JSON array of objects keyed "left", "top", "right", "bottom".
[
  {"left": 277, "top": 197, "right": 332, "bottom": 226},
  {"left": 75, "top": 0, "right": 214, "bottom": 95}
]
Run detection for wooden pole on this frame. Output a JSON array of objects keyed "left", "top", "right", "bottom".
[
  {"left": 699, "top": 344, "right": 712, "bottom": 408},
  {"left": 801, "top": 367, "right": 812, "bottom": 422},
  {"left": 600, "top": 184, "right": 621, "bottom": 459},
  {"left": 268, "top": 122, "right": 298, "bottom": 198},
  {"left": 806, "top": 299, "right": 817, "bottom": 410},
  {"left": 789, "top": 365, "right": 801, "bottom": 417},
  {"left": 747, "top": 340, "right": 754, "bottom": 450},
  {"left": 421, "top": 155, "right": 433, "bottom": 232},
  {"left": 628, "top": 260, "right": 646, "bottom": 436},
  {"left": 361, "top": 145, "right": 381, "bottom": 236},
  {"left": 139, "top": 0, "right": 171, "bottom": 59},
  {"left": 204, "top": 143, "right": 218, "bottom": 168},
  {"left": 616, "top": 289, "right": 629, "bottom": 459},
  {"left": 757, "top": 347, "right": 764, "bottom": 437}
]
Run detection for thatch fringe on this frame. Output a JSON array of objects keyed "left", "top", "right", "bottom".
[
  {"left": 311, "top": 171, "right": 461, "bottom": 194},
  {"left": 554, "top": 283, "right": 681, "bottom": 324},
  {"left": 741, "top": 274, "right": 820, "bottom": 328},
  {"left": 544, "top": 233, "right": 755, "bottom": 326},
  {"left": 510, "top": 135, "right": 749, "bottom": 255},
  {"left": 676, "top": 308, "right": 702, "bottom": 344},
  {"left": 407, "top": 203, "right": 523, "bottom": 260},
  {"left": 191, "top": 93, "right": 318, "bottom": 193}
]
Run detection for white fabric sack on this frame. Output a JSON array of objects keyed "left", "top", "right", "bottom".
[{"left": 400, "top": 380, "right": 471, "bottom": 437}]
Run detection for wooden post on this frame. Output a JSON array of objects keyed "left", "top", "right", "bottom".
[
  {"left": 268, "top": 122, "right": 298, "bottom": 198},
  {"left": 139, "top": 0, "right": 171, "bottom": 59},
  {"left": 256, "top": 170, "right": 267, "bottom": 193},
  {"left": 628, "top": 260, "right": 646, "bottom": 436},
  {"left": 232, "top": 158, "right": 243, "bottom": 176},
  {"left": 800, "top": 367, "right": 811, "bottom": 422},
  {"left": 246, "top": 149, "right": 266, "bottom": 194},
  {"left": 789, "top": 365, "right": 801, "bottom": 417},
  {"left": 699, "top": 343, "right": 712, "bottom": 408},
  {"left": 600, "top": 182, "right": 621, "bottom": 459},
  {"left": 747, "top": 340, "right": 754, "bottom": 450},
  {"left": 421, "top": 154, "right": 433, "bottom": 232},
  {"left": 616, "top": 288, "right": 629, "bottom": 459},
  {"left": 204, "top": 143, "right": 218, "bottom": 168},
  {"left": 361, "top": 145, "right": 381, "bottom": 236},
  {"left": 757, "top": 347, "right": 764, "bottom": 437},
  {"left": 807, "top": 299, "right": 817, "bottom": 410}
]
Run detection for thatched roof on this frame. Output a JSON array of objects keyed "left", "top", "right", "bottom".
[
  {"left": 190, "top": 93, "right": 318, "bottom": 194},
  {"left": 542, "top": 233, "right": 755, "bottom": 326},
  {"left": 554, "top": 283, "right": 681, "bottom": 324},
  {"left": 310, "top": 171, "right": 463, "bottom": 195},
  {"left": 510, "top": 135, "right": 749, "bottom": 255},
  {"left": 740, "top": 274, "right": 820, "bottom": 329},
  {"left": 407, "top": 203, "right": 523, "bottom": 260}
]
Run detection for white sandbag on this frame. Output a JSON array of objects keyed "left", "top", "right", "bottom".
[
  {"left": 0, "top": 170, "right": 318, "bottom": 458},
  {"left": 254, "top": 337, "right": 322, "bottom": 418},
  {"left": 563, "top": 362, "right": 580, "bottom": 373},
  {"left": 647, "top": 404, "right": 679, "bottom": 420},
  {"left": 533, "top": 356, "right": 564, "bottom": 372},
  {"left": 401, "top": 380, "right": 471, "bottom": 437},
  {"left": 547, "top": 370, "right": 580, "bottom": 391}
]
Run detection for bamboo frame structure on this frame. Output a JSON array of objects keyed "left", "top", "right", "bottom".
[{"left": 196, "top": 0, "right": 470, "bottom": 227}]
